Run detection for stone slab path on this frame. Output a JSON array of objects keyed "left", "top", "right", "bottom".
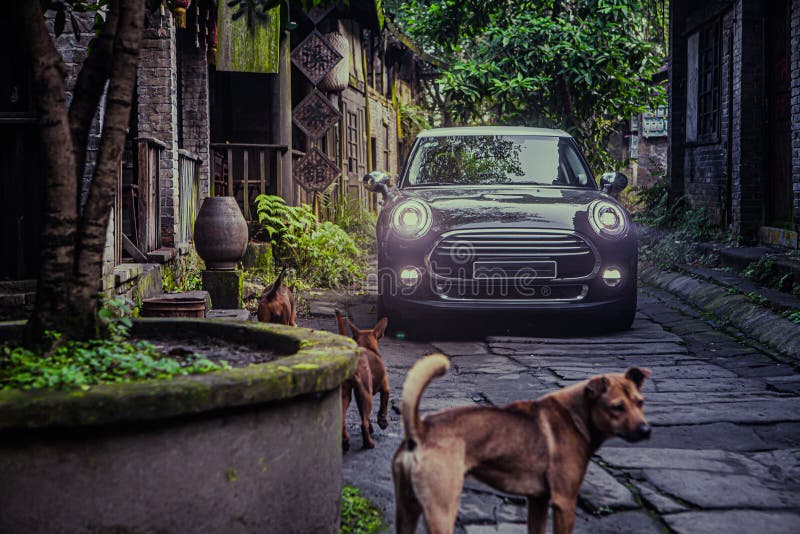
[{"left": 298, "top": 287, "right": 800, "bottom": 533}]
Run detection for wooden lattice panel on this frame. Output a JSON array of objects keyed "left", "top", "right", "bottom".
[
  {"left": 293, "top": 90, "right": 342, "bottom": 140},
  {"left": 291, "top": 30, "right": 342, "bottom": 86},
  {"left": 293, "top": 147, "right": 342, "bottom": 193}
]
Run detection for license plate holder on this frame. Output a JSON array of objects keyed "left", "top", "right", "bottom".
[{"left": 473, "top": 260, "right": 557, "bottom": 280}]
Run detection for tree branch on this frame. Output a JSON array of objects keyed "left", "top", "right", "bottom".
[
  {"left": 73, "top": 0, "right": 145, "bottom": 321},
  {"left": 68, "top": 0, "right": 121, "bottom": 210}
]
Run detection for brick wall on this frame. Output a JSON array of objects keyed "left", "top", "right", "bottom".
[
  {"left": 137, "top": 9, "right": 179, "bottom": 247},
  {"left": 51, "top": 12, "right": 103, "bottom": 204},
  {"left": 178, "top": 26, "right": 211, "bottom": 200},
  {"left": 670, "top": 0, "right": 778, "bottom": 240},
  {"left": 682, "top": 6, "right": 731, "bottom": 225}
]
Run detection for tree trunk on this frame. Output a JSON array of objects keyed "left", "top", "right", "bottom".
[
  {"left": 16, "top": 1, "right": 82, "bottom": 344},
  {"left": 72, "top": 0, "right": 146, "bottom": 336},
  {"left": 18, "top": 0, "right": 146, "bottom": 343}
]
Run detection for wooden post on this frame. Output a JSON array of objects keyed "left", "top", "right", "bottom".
[
  {"left": 277, "top": 29, "right": 293, "bottom": 205},
  {"left": 259, "top": 149, "right": 266, "bottom": 196},
  {"left": 362, "top": 34, "right": 373, "bottom": 174}
]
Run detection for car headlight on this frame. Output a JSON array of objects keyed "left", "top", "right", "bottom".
[
  {"left": 390, "top": 199, "right": 432, "bottom": 239},
  {"left": 589, "top": 200, "right": 628, "bottom": 238}
]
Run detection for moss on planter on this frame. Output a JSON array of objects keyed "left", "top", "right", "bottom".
[{"left": 0, "top": 319, "right": 358, "bottom": 430}]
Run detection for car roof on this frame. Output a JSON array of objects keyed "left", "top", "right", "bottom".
[{"left": 416, "top": 126, "right": 572, "bottom": 138}]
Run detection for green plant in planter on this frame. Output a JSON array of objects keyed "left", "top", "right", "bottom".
[
  {"left": 0, "top": 334, "right": 229, "bottom": 392},
  {"left": 0, "top": 296, "right": 229, "bottom": 391}
]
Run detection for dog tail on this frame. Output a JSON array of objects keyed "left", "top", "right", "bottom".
[
  {"left": 268, "top": 267, "right": 288, "bottom": 296},
  {"left": 335, "top": 309, "right": 347, "bottom": 336},
  {"left": 401, "top": 353, "right": 450, "bottom": 447}
]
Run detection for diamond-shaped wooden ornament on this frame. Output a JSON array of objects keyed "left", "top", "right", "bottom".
[
  {"left": 293, "top": 147, "right": 342, "bottom": 192},
  {"left": 293, "top": 90, "right": 342, "bottom": 140},
  {"left": 306, "top": 5, "right": 335, "bottom": 25},
  {"left": 291, "top": 30, "right": 343, "bottom": 86}
]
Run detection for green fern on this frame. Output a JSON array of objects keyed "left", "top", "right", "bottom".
[{"left": 254, "top": 194, "right": 366, "bottom": 288}]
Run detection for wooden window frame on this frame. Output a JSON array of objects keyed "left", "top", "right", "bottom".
[
  {"left": 346, "top": 110, "right": 359, "bottom": 174},
  {"left": 696, "top": 18, "right": 721, "bottom": 143}
]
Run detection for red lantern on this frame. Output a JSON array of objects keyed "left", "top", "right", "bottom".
[
  {"left": 173, "top": 0, "right": 191, "bottom": 29},
  {"left": 206, "top": 16, "right": 218, "bottom": 65}
]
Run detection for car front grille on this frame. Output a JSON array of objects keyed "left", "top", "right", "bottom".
[{"left": 428, "top": 229, "right": 598, "bottom": 282}]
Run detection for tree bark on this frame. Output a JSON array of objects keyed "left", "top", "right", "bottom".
[
  {"left": 16, "top": 1, "right": 82, "bottom": 344},
  {"left": 72, "top": 0, "right": 145, "bottom": 335},
  {"left": 69, "top": 0, "right": 120, "bottom": 207}
]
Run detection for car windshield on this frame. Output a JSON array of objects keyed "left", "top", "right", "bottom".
[{"left": 403, "top": 135, "right": 594, "bottom": 188}]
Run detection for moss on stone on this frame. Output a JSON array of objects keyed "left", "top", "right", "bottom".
[
  {"left": 202, "top": 270, "right": 244, "bottom": 309},
  {"left": 0, "top": 319, "right": 358, "bottom": 431}
]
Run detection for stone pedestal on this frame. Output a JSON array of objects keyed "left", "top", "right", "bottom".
[{"left": 202, "top": 269, "right": 243, "bottom": 309}]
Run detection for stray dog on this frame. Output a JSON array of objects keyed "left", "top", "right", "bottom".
[
  {"left": 336, "top": 309, "right": 391, "bottom": 450},
  {"left": 256, "top": 267, "right": 296, "bottom": 326},
  {"left": 393, "top": 354, "right": 651, "bottom": 534}
]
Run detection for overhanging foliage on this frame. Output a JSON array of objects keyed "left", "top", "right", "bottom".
[{"left": 390, "top": 0, "right": 668, "bottom": 172}]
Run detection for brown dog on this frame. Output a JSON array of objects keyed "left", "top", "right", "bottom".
[
  {"left": 393, "top": 354, "right": 651, "bottom": 534},
  {"left": 256, "top": 268, "right": 296, "bottom": 326},
  {"left": 336, "top": 309, "right": 390, "bottom": 450}
]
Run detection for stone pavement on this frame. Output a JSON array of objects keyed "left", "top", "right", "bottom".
[{"left": 298, "top": 287, "right": 800, "bottom": 533}]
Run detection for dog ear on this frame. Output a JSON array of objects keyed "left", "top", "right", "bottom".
[
  {"left": 625, "top": 367, "right": 651, "bottom": 390},
  {"left": 585, "top": 376, "right": 609, "bottom": 401},
  {"left": 345, "top": 317, "right": 360, "bottom": 339},
  {"left": 373, "top": 317, "right": 388, "bottom": 339}
]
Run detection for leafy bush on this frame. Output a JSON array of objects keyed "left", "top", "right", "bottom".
[
  {"left": 632, "top": 180, "right": 716, "bottom": 241},
  {"left": 297, "top": 221, "right": 364, "bottom": 287},
  {"left": 340, "top": 485, "right": 385, "bottom": 534},
  {"left": 326, "top": 193, "right": 377, "bottom": 254},
  {"left": 254, "top": 194, "right": 366, "bottom": 288}
]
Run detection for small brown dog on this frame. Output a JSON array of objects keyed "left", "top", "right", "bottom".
[
  {"left": 336, "top": 309, "right": 390, "bottom": 450},
  {"left": 256, "top": 268, "right": 296, "bottom": 326},
  {"left": 393, "top": 354, "right": 651, "bottom": 534}
]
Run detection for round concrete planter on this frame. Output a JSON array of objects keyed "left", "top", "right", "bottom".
[{"left": 0, "top": 319, "right": 358, "bottom": 534}]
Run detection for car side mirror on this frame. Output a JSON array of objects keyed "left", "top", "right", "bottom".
[
  {"left": 600, "top": 172, "right": 628, "bottom": 196},
  {"left": 362, "top": 171, "right": 396, "bottom": 201}
]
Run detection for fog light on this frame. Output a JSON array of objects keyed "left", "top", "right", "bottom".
[
  {"left": 602, "top": 267, "right": 623, "bottom": 287},
  {"left": 399, "top": 267, "right": 421, "bottom": 288}
]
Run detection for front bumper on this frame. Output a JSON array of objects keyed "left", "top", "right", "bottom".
[{"left": 380, "top": 288, "right": 632, "bottom": 319}]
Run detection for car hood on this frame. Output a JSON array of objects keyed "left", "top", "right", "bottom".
[{"left": 395, "top": 186, "right": 611, "bottom": 231}]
